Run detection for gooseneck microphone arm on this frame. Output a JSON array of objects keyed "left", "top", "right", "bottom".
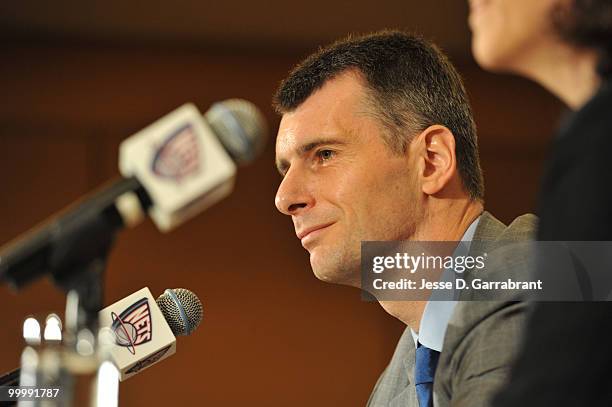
[
  {"left": 0, "top": 176, "right": 152, "bottom": 333},
  {"left": 0, "top": 176, "right": 151, "bottom": 291},
  {"left": 0, "top": 367, "right": 19, "bottom": 386}
]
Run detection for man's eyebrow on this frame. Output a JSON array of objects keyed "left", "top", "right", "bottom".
[{"left": 275, "top": 138, "right": 347, "bottom": 176}]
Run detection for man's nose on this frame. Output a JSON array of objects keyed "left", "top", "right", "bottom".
[{"left": 275, "top": 167, "right": 314, "bottom": 215}]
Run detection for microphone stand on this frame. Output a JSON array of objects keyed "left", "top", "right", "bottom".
[
  {"left": 0, "top": 176, "right": 153, "bottom": 406},
  {"left": 39, "top": 241, "right": 113, "bottom": 407},
  {"left": 0, "top": 369, "right": 20, "bottom": 387},
  {"left": 3, "top": 209, "right": 121, "bottom": 406}
]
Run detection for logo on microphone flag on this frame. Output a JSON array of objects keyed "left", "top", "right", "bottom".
[
  {"left": 151, "top": 123, "right": 200, "bottom": 182},
  {"left": 111, "top": 297, "right": 153, "bottom": 355}
]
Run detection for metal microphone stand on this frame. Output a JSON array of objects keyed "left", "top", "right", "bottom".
[{"left": 2, "top": 209, "right": 122, "bottom": 407}]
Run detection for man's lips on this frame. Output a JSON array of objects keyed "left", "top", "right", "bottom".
[{"left": 296, "top": 223, "right": 335, "bottom": 240}]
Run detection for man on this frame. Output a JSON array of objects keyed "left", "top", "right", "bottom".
[{"left": 273, "top": 31, "right": 536, "bottom": 406}]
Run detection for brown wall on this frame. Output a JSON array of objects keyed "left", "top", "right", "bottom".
[{"left": 0, "top": 41, "right": 562, "bottom": 406}]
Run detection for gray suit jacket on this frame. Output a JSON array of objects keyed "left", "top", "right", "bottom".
[{"left": 367, "top": 211, "right": 537, "bottom": 407}]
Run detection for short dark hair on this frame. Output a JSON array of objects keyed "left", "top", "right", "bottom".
[
  {"left": 273, "top": 30, "right": 484, "bottom": 200},
  {"left": 553, "top": 0, "right": 612, "bottom": 78}
]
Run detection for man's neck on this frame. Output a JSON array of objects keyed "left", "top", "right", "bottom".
[
  {"left": 412, "top": 198, "right": 483, "bottom": 242},
  {"left": 379, "top": 300, "right": 427, "bottom": 331},
  {"left": 379, "top": 199, "right": 483, "bottom": 328}
]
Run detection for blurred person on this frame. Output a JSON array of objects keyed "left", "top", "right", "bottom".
[
  {"left": 273, "top": 31, "right": 536, "bottom": 407},
  {"left": 468, "top": 0, "right": 612, "bottom": 405}
]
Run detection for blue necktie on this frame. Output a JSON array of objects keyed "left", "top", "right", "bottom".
[{"left": 415, "top": 342, "right": 440, "bottom": 407}]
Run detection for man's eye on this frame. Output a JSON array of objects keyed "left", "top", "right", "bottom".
[{"left": 317, "top": 149, "right": 335, "bottom": 161}]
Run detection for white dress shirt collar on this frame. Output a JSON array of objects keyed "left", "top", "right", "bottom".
[{"left": 411, "top": 216, "right": 481, "bottom": 351}]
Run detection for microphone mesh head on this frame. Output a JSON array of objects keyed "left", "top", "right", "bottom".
[
  {"left": 205, "top": 99, "right": 268, "bottom": 165},
  {"left": 156, "top": 288, "right": 203, "bottom": 336}
]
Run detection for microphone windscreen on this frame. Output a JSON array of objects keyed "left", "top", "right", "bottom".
[
  {"left": 156, "top": 288, "right": 203, "bottom": 336},
  {"left": 205, "top": 99, "right": 268, "bottom": 165}
]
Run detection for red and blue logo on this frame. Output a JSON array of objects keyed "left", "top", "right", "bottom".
[
  {"left": 111, "top": 298, "right": 153, "bottom": 355},
  {"left": 151, "top": 124, "right": 200, "bottom": 182}
]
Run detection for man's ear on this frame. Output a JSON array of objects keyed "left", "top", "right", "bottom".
[{"left": 415, "top": 125, "right": 457, "bottom": 196}]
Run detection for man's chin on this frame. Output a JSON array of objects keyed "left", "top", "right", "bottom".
[
  {"left": 311, "top": 268, "right": 336, "bottom": 283},
  {"left": 308, "top": 250, "right": 329, "bottom": 280},
  {"left": 309, "top": 250, "right": 358, "bottom": 287}
]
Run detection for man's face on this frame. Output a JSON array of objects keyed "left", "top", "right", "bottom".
[{"left": 274, "top": 71, "right": 422, "bottom": 287}]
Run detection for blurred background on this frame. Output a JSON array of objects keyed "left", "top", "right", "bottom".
[{"left": 0, "top": 1, "right": 563, "bottom": 405}]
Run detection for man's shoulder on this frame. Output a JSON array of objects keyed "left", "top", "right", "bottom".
[
  {"left": 467, "top": 211, "right": 537, "bottom": 292},
  {"left": 500, "top": 213, "right": 538, "bottom": 240},
  {"left": 475, "top": 211, "right": 537, "bottom": 242},
  {"left": 434, "top": 299, "right": 528, "bottom": 407},
  {"left": 433, "top": 211, "right": 537, "bottom": 407}
]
